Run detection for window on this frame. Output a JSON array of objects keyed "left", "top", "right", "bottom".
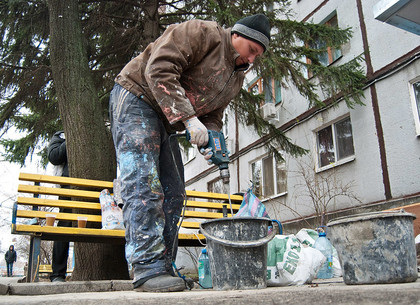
[
  {"left": 264, "top": 79, "right": 282, "bottom": 105},
  {"left": 222, "top": 111, "right": 229, "bottom": 138},
  {"left": 316, "top": 116, "right": 355, "bottom": 168},
  {"left": 208, "top": 178, "right": 224, "bottom": 194},
  {"left": 410, "top": 79, "right": 420, "bottom": 135},
  {"left": 208, "top": 178, "right": 225, "bottom": 211},
  {"left": 248, "top": 77, "right": 282, "bottom": 105},
  {"left": 249, "top": 77, "right": 263, "bottom": 96},
  {"left": 181, "top": 145, "right": 196, "bottom": 164},
  {"left": 251, "top": 155, "right": 287, "bottom": 198},
  {"left": 306, "top": 14, "right": 342, "bottom": 77}
]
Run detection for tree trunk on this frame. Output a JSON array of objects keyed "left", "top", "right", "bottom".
[
  {"left": 47, "top": 0, "right": 128, "bottom": 280},
  {"left": 143, "top": 0, "right": 160, "bottom": 44}
]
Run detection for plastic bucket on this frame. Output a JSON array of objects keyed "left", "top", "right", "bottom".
[
  {"left": 327, "top": 210, "right": 418, "bottom": 285},
  {"left": 200, "top": 217, "right": 275, "bottom": 290}
]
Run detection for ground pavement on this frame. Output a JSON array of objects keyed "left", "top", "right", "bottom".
[{"left": 1, "top": 275, "right": 419, "bottom": 305}]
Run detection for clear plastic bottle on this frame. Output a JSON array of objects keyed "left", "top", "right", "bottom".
[
  {"left": 198, "top": 248, "right": 212, "bottom": 289},
  {"left": 314, "top": 231, "right": 333, "bottom": 279}
]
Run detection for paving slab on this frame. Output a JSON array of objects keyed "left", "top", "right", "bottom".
[{"left": 0, "top": 277, "right": 419, "bottom": 305}]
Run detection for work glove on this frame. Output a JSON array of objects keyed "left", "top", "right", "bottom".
[
  {"left": 200, "top": 147, "right": 213, "bottom": 164},
  {"left": 183, "top": 116, "right": 209, "bottom": 146}
]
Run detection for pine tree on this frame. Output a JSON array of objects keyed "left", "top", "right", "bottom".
[{"left": 0, "top": 0, "right": 365, "bottom": 164}]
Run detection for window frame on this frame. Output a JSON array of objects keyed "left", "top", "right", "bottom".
[
  {"left": 180, "top": 144, "right": 196, "bottom": 165},
  {"left": 315, "top": 115, "right": 355, "bottom": 172},
  {"left": 247, "top": 76, "right": 282, "bottom": 106},
  {"left": 222, "top": 111, "right": 229, "bottom": 139},
  {"left": 264, "top": 78, "right": 282, "bottom": 106},
  {"left": 409, "top": 76, "right": 420, "bottom": 136},
  {"left": 250, "top": 153, "right": 287, "bottom": 200}
]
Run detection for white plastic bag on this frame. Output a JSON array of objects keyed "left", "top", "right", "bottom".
[
  {"left": 99, "top": 189, "right": 125, "bottom": 230},
  {"left": 296, "top": 228, "right": 319, "bottom": 247},
  {"left": 267, "top": 234, "right": 325, "bottom": 286}
]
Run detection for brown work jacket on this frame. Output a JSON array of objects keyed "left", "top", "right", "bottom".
[{"left": 115, "top": 19, "right": 248, "bottom": 133}]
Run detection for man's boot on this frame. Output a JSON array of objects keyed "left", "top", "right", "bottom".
[{"left": 134, "top": 274, "right": 186, "bottom": 292}]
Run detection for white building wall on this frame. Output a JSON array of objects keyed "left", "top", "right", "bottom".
[
  {"left": 349, "top": 97, "right": 384, "bottom": 204},
  {"left": 376, "top": 63, "right": 420, "bottom": 197}
]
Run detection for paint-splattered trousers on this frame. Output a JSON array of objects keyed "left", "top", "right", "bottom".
[{"left": 109, "top": 84, "right": 185, "bottom": 287}]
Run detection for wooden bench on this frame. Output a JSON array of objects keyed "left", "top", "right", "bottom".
[{"left": 12, "top": 172, "right": 243, "bottom": 282}]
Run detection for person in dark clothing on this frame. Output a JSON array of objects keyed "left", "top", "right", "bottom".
[
  {"left": 48, "top": 130, "right": 72, "bottom": 282},
  {"left": 109, "top": 14, "right": 270, "bottom": 292},
  {"left": 5, "top": 245, "right": 17, "bottom": 277}
]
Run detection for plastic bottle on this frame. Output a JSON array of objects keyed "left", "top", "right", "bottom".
[
  {"left": 198, "top": 248, "right": 212, "bottom": 288},
  {"left": 314, "top": 231, "right": 333, "bottom": 279}
]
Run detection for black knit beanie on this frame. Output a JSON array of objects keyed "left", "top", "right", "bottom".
[{"left": 231, "top": 14, "right": 271, "bottom": 52}]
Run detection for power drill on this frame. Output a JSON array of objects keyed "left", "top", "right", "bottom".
[
  {"left": 186, "top": 130, "right": 230, "bottom": 184},
  {"left": 202, "top": 130, "right": 230, "bottom": 184}
]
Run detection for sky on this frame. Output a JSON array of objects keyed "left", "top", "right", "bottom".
[
  {"left": 0, "top": 156, "right": 45, "bottom": 252},
  {"left": 0, "top": 129, "right": 48, "bottom": 255}
]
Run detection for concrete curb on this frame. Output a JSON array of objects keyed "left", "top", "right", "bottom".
[
  {"left": 0, "top": 283, "right": 9, "bottom": 295},
  {"left": 5, "top": 280, "right": 133, "bottom": 296},
  {"left": 0, "top": 277, "right": 21, "bottom": 295}
]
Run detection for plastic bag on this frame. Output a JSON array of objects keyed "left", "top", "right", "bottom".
[
  {"left": 99, "top": 189, "right": 125, "bottom": 230},
  {"left": 113, "top": 178, "right": 124, "bottom": 208},
  {"left": 235, "top": 188, "right": 269, "bottom": 218},
  {"left": 296, "top": 228, "right": 319, "bottom": 247},
  {"left": 267, "top": 234, "right": 325, "bottom": 286},
  {"left": 296, "top": 228, "right": 342, "bottom": 277}
]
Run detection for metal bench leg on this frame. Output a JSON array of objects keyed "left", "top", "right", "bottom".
[{"left": 27, "top": 236, "right": 41, "bottom": 282}]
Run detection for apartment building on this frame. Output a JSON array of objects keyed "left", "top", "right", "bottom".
[{"left": 182, "top": 0, "right": 420, "bottom": 230}]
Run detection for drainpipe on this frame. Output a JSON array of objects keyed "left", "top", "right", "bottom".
[{"left": 356, "top": 0, "right": 392, "bottom": 200}]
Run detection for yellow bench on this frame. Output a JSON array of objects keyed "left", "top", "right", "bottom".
[
  {"left": 12, "top": 172, "right": 243, "bottom": 282},
  {"left": 38, "top": 264, "right": 73, "bottom": 275}
]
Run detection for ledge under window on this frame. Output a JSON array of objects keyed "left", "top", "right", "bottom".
[{"left": 316, "top": 155, "right": 355, "bottom": 173}]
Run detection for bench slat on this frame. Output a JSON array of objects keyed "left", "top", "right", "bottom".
[
  {"left": 179, "top": 221, "right": 201, "bottom": 229},
  {"left": 17, "top": 196, "right": 101, "bottom": 210},
  {"left": 183, "top": 210, "right": 230, "bottom": 219},
  {"left": 13, "top": 224, "right": 204, "bottom": 241},
  {"left": 186, "top": 190, "right": 243, "bottom": 201},
  {"left": 18, "top": 184, "right": 101, "bottom": 200},
  {"left": 16, "top": 210, "right": 102, "bottom": 223},
  {"left": 39, "top": 265, "right": 73, "bottom": 274},
  {"left": 19, "top": 173, "right": 114, "bottom": 189},
  {"left": 185, "top": 200, "right": 241, "bottom": 210},
  {"left": 14, "top": 224, "right": 124, "bottom": 237}
]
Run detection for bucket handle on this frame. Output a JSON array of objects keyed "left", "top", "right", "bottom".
[{"left": 200, "top": 221, "right": 276, "bottom": 248}]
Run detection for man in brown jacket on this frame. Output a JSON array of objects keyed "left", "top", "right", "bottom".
[{"left": 109, "top": 14, "right": 270, "bottom": 292}]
